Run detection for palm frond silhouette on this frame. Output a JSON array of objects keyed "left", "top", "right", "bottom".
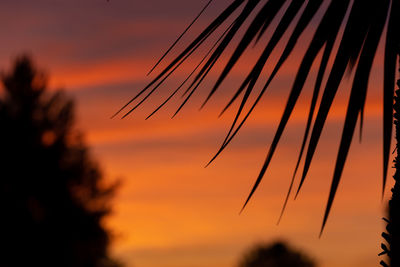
[{"left": 116, "top": 0, "right": 399, "bottom": 239}]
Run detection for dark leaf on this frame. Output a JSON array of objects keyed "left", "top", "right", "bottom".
[
  {"left": 147, "top": 0, "right": 215, "bottom": 76},
  {"left": 320, "top": 0, "right": 389, "bottom": 234}
]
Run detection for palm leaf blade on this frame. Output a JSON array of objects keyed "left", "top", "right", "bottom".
[{"left": 321, "top": 0, "right": 389, "bottom": 234}]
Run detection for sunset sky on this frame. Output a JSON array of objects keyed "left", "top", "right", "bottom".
[{"left": 0, "top": 1, "right": 394, "bottom": 267}]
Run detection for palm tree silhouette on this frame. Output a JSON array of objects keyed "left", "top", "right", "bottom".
[{"left": 114, "top": 1, "right": 399, "bottom": 266}]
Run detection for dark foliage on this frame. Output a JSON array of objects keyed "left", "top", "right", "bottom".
[
  {"left": 380, "top": 58, "right": 400, "bottom": 267},
  {"left": 116, "top": 0, "right": 400, "bottom": 234},
  {"left": 238, "top": 241, "right": 316, "bottom": 267},
  {"left": 0, "top": 56, "right": 121, "bottom": 267}
]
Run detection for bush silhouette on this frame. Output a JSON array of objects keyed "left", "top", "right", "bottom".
[
  {"left": 238, "top": 241, "right": 316, "bottom": 267},
  {"left": 0, "top": 56, "right": 121, "bottom": 267}
]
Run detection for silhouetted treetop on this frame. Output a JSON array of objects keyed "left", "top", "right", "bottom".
[
  {"left": 0, "top": 55, "right": 121, "bottom": 267},
  {"left": 238, "top": 241, "right": 316, "bottom": 267}
]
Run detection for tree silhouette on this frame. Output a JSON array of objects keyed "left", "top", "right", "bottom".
[
  {"left": 114, "top": 0, "right": 399, "bottom": 266},
  {"left": 0, "top": 56, "right": 121, "bottom": 267},
  {"left": 238, "top": 241, "right": 316, "bottom": 267}
]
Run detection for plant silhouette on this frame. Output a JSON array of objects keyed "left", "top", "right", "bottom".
[
  {"left": 114, "top": 0, "right": 399, "bottom": 266},
  {"left": 238, "top": 241, "right": 316, "bottom": 267},
  {"left": 0, "top": 56, "right": 121, "bottom": 267}
]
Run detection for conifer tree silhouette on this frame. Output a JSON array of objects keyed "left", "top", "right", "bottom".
[{"left": 0, "top": 56, "right": 121, "bottom": 267}]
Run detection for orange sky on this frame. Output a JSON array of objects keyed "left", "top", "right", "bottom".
[{"left": 0, "top": 1, "right": 395, "bottom": 267}]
